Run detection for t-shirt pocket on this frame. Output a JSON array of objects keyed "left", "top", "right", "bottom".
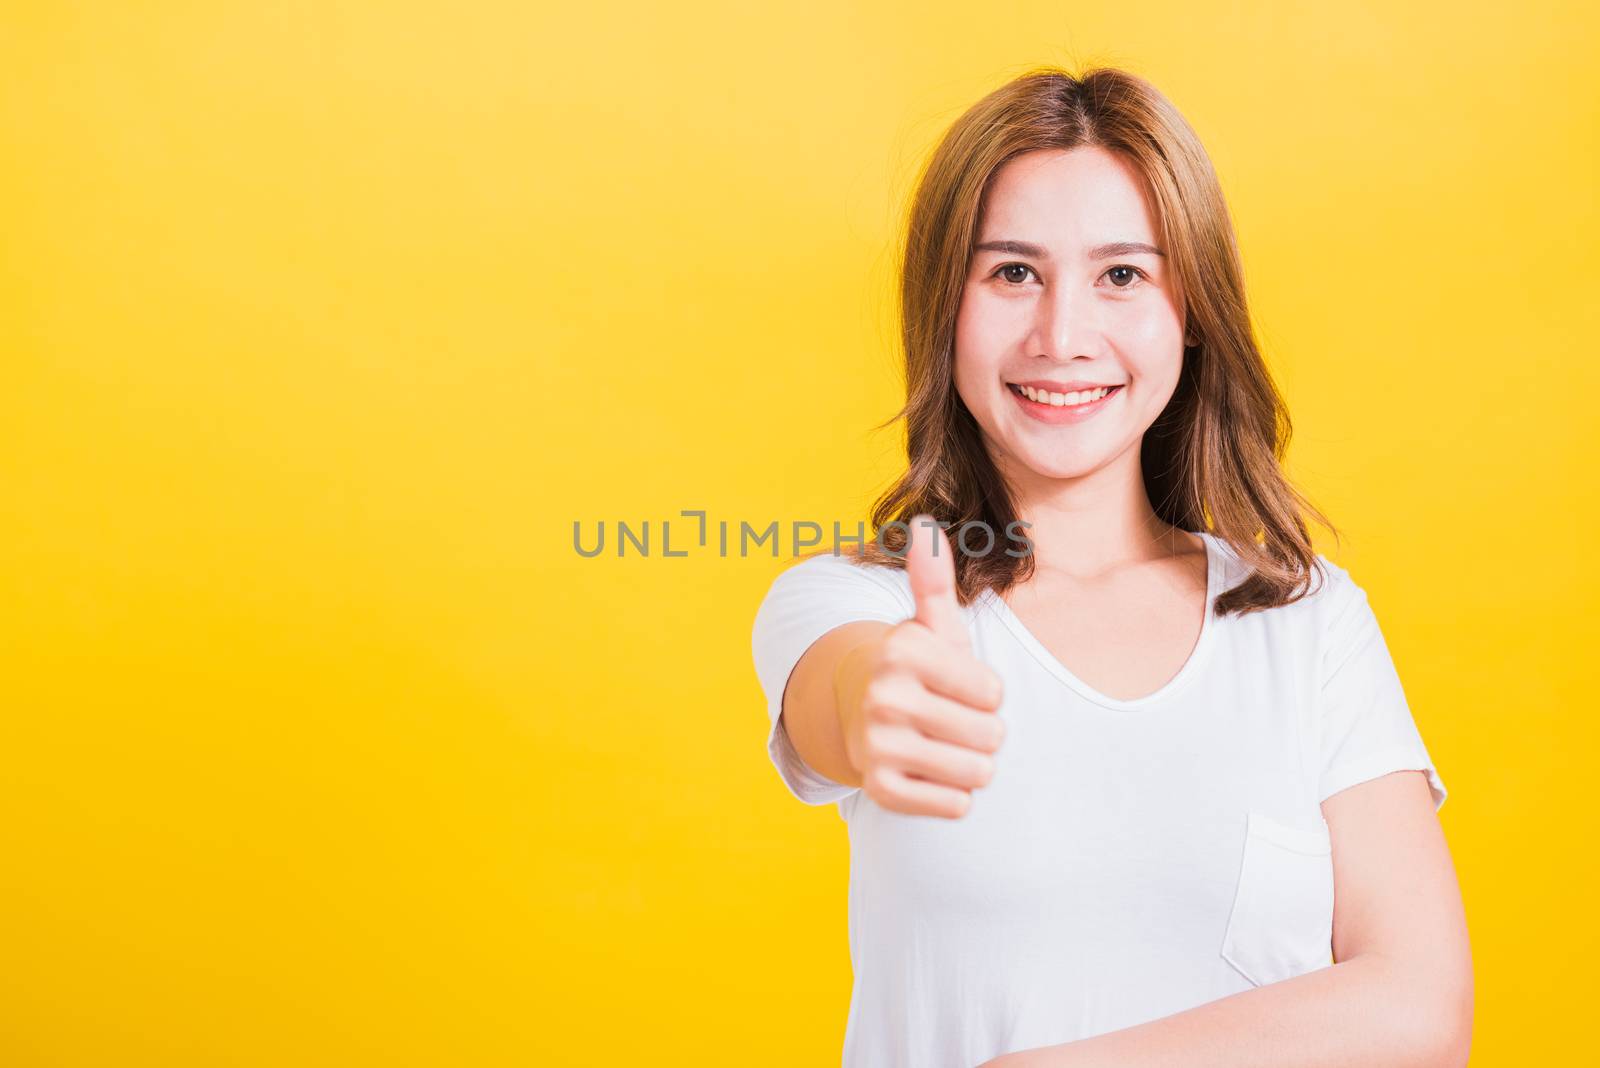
[{"left": 1220, "top": 810, "right": 1336, "bottom": 987}]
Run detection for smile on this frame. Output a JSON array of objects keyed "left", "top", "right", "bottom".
[
  {"left": 1008, "top": 383, "right": 1121, "bottom": 408},
  {"left": 1005, "top": 381, "right": 1124, "bottom": 424}
]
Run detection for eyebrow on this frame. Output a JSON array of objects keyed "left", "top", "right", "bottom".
[{"left": 973, "top": 239, "right": 1165, "bottom": 259}]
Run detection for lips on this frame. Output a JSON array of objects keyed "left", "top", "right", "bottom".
[
  {"left": 1008, "top": 379, "right": 1124, "bottom": 394},
  {"left": 1006, "top": 381, "right": 1123, "bottom": 424},
  {"left": 1007, "top": 382, "right": 1123, "bottom": 406}
]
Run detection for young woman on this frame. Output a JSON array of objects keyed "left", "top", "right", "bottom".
[{"left": 750, "top": 67, "right": 1471, "bottom": 1067}]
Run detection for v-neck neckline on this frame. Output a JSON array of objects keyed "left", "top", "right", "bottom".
[{"left": 979, "top": 531, "right": 1223, "bottom": 711}]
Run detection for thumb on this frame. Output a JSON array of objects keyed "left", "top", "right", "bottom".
[{"left": 906, "top": 514, "right": 967, "bottom": 648}]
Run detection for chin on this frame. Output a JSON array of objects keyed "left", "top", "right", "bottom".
[{"left": 1004, "top": 443, "right": 1113, "bottom": 481}]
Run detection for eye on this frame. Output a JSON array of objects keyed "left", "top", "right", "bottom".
[
  {"left": 992, "top": 262, "right": 1039, "bottom": 285},
  {"left": 1101, "top": 264, "right": 1148, "bottom": 289}
]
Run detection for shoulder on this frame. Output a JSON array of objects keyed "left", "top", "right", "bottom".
[
  {"left": 1285, "top": 552, "right": 1371, "bottom": 635},
  {"left": 1205, "top": 531, "right": 1359, "bottom": 598},
  {"left": 1307, "top": 552, "right": 1352, "bottom": 598},
  {"left": 1306, "top": 553, "right": 1371, "bottom": 619},
  {"left": 1206, "top": 534, "right": 1366, "bottom": 626},
  {"left": 1301, "top": 554, "right": 1396, "bottom": 679},
  {"left": 758, "top": 549, "right": 916, "bottom": 615}
]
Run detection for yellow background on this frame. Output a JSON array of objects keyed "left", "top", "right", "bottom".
[{"left": 2, "top": 2, "right": 1594, "bottom": 1065}]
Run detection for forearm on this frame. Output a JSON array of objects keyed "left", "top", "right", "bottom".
[
  {"left": 778, "top": 621, "right": 888, "bottom": 786},
  {"left": 990, "top": 953, "right": 1469, "bottom": 1068}
]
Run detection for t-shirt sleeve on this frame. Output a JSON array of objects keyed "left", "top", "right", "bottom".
[
  {"left": 1315, "top": 559, "right": 1448, "bottom": 812},
  {"left": 751, "top": 553, "right": 914, "bottom": 806}
]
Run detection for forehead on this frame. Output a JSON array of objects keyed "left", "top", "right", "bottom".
[{"left": 979, "top": 146, "right": 1159, "bottom": 241}]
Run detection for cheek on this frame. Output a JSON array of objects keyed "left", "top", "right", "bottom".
[
  {"left": 952, "top": 297, "right": 1003, "bottom": 395},
  {"left": 1117, "top": 301, "right": 1185, "bottom": 377},
  {"left": 1120, "top": 295, "right": 1185, "bottom": 345},
  {"left": 952, "top": 347, "right": 991, "bottom": 417}
]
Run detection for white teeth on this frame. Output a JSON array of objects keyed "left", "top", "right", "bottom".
[{"left": 1019, "top": 385, "right": 1114, "bottom": 407}]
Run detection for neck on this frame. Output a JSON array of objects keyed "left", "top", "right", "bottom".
[{"left": 996, "top": 443, "right": 1192, "bottom": 581}]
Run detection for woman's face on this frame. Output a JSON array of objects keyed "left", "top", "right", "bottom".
[{"left": 953, "top": 146, "right": 1189, "bottom": 486}]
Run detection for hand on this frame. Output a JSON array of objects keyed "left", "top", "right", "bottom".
[{"left": 835, "top": 513, "right": 1006, "bottom": 818}]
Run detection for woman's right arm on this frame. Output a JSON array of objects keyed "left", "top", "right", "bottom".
[
  {"left": 777, "top": 620, "right": 893, "bottom": 790},
  {"left": 778, "top": 519, "right": 1008, "bottom": 818}
]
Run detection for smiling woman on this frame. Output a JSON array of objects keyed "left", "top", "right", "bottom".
[
  {"left": 843, "top": 68, "right": 1347, "bottom": 613},
  {"left": 963, "top": 153, "right": 1192, "bottom": 516},
  {"left": 751, "top": 65, "right": 1471, "bottom": 1068},
  {"left": 962, "top": 150, "right": 1186, "bottom": 437}
]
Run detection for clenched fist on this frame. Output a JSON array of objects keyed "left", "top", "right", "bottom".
[{"left": 834, "top": 514, "right": 1006, "bottom": 818}]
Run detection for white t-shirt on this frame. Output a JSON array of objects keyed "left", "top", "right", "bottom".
[{"left": 750, "top": 531, "right": 1447, "bottom": 1068}]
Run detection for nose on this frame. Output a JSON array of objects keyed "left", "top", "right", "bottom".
[{"left": 1030, "top": 278, "right": 1105, "bottom": 361}]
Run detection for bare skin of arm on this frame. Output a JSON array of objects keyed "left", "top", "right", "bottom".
[
  {"left": 777, "top": 518, "right": 1007, "bottom": 818},
  {"left": 778, "top": 619, "right": 892, "bottom": 788}
]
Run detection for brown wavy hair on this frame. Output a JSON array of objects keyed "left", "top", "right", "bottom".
[{"left": 820, "top": 65, "right": 1338, "bottom": 617}]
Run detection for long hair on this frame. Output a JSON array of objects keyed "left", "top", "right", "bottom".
[{"left": 835, "top": 65, "right": 1337, "bottom": 617}]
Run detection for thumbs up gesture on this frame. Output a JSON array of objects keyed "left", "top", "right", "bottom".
[{"left": 835, "top": 514, "right": 1006, "bottom": 819}]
